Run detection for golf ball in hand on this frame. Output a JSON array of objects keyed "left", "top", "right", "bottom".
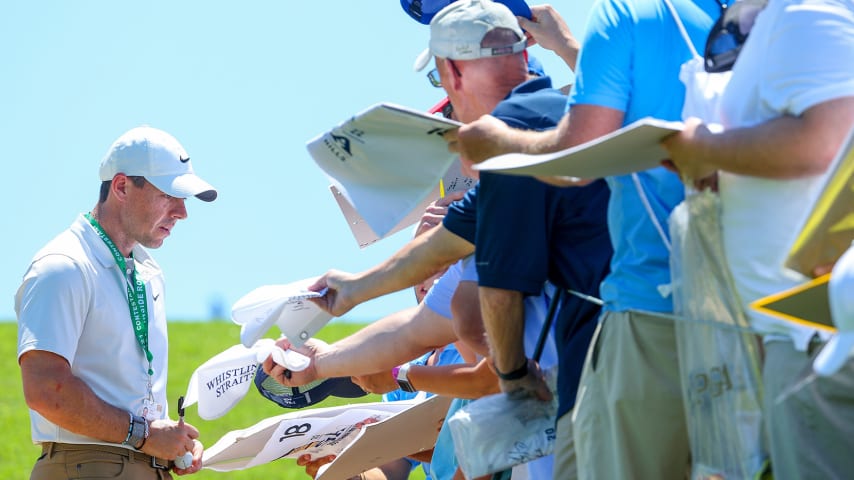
[{"left": 175, "top": 451, "right": 193, "bottom": 469}]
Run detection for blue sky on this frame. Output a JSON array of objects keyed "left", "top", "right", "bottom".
[{"left": 1, "top": 1, "right": 594, "bottom": 323}]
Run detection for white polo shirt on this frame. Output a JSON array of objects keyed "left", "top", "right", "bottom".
[
  {"left": 16, "top": 214, "right": 169, "bottom": 445},
  {"left": 718, "top": 0, "right": 854, "bottom": 350}
]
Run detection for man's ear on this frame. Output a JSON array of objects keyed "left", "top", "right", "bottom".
[
  {"left": 109, "top": 173, "right": 130, "bottom": 200},
  {"left": 449, "top": 61, "right": 465, "bottom": 92}
]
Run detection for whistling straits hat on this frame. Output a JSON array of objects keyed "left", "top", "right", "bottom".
[
  {"left": 401, "top": 0, "right": 531, "bottom": 25},
  {"left": 813, "top": 243, "right": 854, "bottom": 376},
  {"left": 413, "top": 0, "right": 528, "bottom": 72},
  {"left": 254, "top": 366, "right": 367, "bottom": 409},
  {"left": 100, "top": 126, "right": 218, "bottom": 202}
]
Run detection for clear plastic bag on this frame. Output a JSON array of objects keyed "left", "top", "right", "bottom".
[
  {"left": 448, "top": 367, "right": 558, "bottom": 480},
  {"left": 669, "top": 189, "right": 768, "bottom": 479}
]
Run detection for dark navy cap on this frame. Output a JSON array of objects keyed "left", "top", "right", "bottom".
[
  {"left": 401, "top": 0, "right": 531, "bottom": 24},
  {"left": 254, "top": 366, "right": 367, "bottom": 409}
]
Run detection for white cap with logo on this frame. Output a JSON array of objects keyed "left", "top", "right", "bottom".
[
  {"left": 99, "top": 126, "right": 218, "bottom": 202},
  {"left": 413, "top": 0, "right": 527, "bottom": 72}
]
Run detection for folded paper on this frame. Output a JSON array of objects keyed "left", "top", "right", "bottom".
[
  {"left": 307, "top": 103, "right": 462, "bottom": 240},
  {"left": 474, "top": 117, "right": 683, "bottom": 178}
]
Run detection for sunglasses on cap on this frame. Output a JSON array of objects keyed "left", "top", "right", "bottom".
[{"left": 704, "top": 0, "right": 767, "bottom": 73}]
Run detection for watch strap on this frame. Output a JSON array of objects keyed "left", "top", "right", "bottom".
[
  {"left": 395, "top": 363, "right": 417, "bottom": 393},
  {"left": 494, "top": 359, "right": 529, "bottom": 381}
]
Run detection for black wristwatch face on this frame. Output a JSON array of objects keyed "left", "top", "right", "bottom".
[{"left": 397, "top": 378, "right": 417, "bottom": 393}]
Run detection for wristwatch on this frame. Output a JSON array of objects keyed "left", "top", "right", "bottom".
[{"left": 394, "top": 363, "right": 417, "bottom": 393}]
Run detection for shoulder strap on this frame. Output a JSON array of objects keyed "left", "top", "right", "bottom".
[{"left": 663, "top": 0, "right": 702, "bottom": 58}]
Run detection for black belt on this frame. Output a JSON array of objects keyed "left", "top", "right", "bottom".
[{"left": 42, "top": 442, "right": 174, "bottom": 470}]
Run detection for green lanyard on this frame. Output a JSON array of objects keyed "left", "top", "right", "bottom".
[{"left": 85, "top": 213, "right": 154, "bottom": 376}]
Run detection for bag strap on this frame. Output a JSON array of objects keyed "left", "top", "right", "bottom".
[
  {"left": 663, "top": 0, "right": 701, "bottom": 58},
  {"left": 631, "top": 173, "right": 672, "bottom": 252},
  {"left": 533, "top": 288, "right": 564, "bottom": 362}
]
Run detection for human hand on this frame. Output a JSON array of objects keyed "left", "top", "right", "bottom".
[
  {"left": 262, "top": 337, "right": 329, "bottom": 387},
  {"left": 444, "top": 115, "right": 516, "bottom": 170},
  {"left": 660, "top": 117, "right": 719, "bottom": 184},
  {"left": 519, "top": 5, "right": 580, "bottom": 70},
  {"left": 351, "top": 371, "right": 398, "bottom": 395},
  {"left": 297, "top": 453, "right": 336, "bottom": 478},
  {"left": 414, "top": 190, "right": 467, "bottom": 239},
  {"left": 172, "top": 439, "right": 203, "bottom": 475},
  {"left": 492, "top": 359, "right": 552, "bottom": 402},
  {"left": 143, "top": 419, "right": 199, "bottom": 463},
  {"left": 813, "top": 262, "right": 837, "bottom": 277},
  {"left": 308, "top": 270, "right": 360, "bottom": 317}
]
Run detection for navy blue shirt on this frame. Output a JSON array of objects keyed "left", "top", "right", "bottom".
[{"left": 443, "top": 76, "right": 612, "bottom": 418}]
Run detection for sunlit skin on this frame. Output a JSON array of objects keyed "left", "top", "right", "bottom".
[
  {"left": 92, "top": 174, "right": 188, "bottom": 256},
  {"left": 19, "top": 171, "right": 203, "bottom": 474}
]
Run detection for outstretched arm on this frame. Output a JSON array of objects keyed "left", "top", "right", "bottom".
[
  {"left": 445, "top": 103, "right": 625, "bottom": 182},
  {"left": 662, "top": 97, "right": 854, "bottom": 182},
  {"left": 265, "top": 302, "right": 459, "bottom": 387},
  {"left": 309, "top": 225, "right": 474, "bottom": 317}
]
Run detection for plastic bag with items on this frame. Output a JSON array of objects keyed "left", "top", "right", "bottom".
[
  {"left": 447, "top": 367, "right": 558, "bottom": 480},
  {"left": 669, "top": 189, "right": 768, "bottom": 479}
]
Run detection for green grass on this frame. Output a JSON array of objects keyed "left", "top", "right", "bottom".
[{"left": 1, "top": 321, "right": 426, "bottom": 479}]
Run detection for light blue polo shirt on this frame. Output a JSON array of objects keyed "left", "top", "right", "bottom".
[{"left": 569, "top": 0, "right": 719, "bottom": 312}]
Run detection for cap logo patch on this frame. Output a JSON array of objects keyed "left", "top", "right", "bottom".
[{"left": 179, "top": 155, "right": 190, "bottom": 163}]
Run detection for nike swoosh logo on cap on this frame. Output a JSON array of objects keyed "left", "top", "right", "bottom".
[{"left": 179, "top": 156, "right": 190, "bottom": 163}]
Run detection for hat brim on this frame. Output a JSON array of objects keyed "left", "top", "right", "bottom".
[
  {"left": 401, "top": 0, "right": 532, "bottom": 25},
  {"left": 813, "top": 331, "right": 854, "bottom": 376},
  {"left": 254, "top": 368, "right": 367, "bottom": 409},
  {"left": 414, "top": 48, "right": 433, "bottom": 72},
  {"left": 147, "top": 173, "right": 218, "bottom": 202},
  {"left": 231, "top": 283, "right": 333, "bottom": 349}
]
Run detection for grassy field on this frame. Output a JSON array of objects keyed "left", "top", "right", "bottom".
[{"left": 0, "top": 321, "right": 426, "bottom": 479}]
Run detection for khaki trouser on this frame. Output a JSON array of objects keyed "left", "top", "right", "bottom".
[
  {"left": 572, "top": 310, "right": 690, "bottom": 480},
  {"left": 32, "top": 442, "right": 173, "bottom": 480},
  {"left": 551, "top": 412, "right": 577, "bottom": 480},
  {"left": 764, "top": 339, "right": 854, "bottom": 480}
]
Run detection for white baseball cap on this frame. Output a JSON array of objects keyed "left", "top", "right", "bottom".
[
  {"left": 813, "top": 242, "right": 854, "bottom": 376},
  {"left": 99, "top": 126, "right": 218, "bottom": 202},
  {"left": 231, "top": 280, "right": 332, "bottom": 349},
  {"left": 413, "top": 0, "right": 527, "bottom": 72}
]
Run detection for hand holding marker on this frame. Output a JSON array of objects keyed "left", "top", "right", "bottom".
[{"left": 174, "top": 396, "right": 194, "bottom": 469}]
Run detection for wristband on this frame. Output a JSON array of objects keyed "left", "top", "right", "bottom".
[
  {"left": 122, "top": 411, "right": 134, "bottom": 445},
  {"left": 135, "top": 419, "right": 150, "bottom": 450},
  {"left": 122, "top": 413, "right": 147, "bottom": 449},
  {"left": 494, "top": 359, "right": 529, "bottom": 381}
]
